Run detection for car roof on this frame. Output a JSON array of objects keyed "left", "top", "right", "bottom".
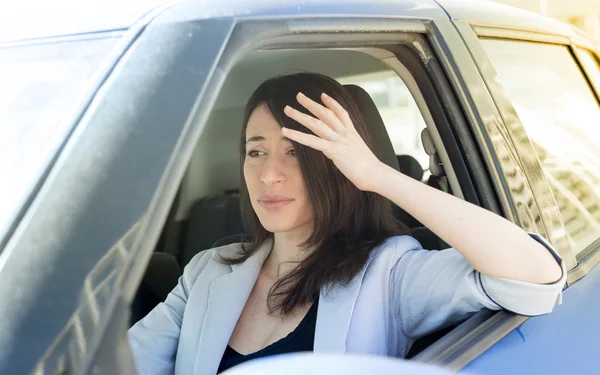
[
  {"left": 0, "top": 0, "right": 579, "bottom": 44},
  {"left": 436, "top": 0, "right": 577, "bottom": 38}
]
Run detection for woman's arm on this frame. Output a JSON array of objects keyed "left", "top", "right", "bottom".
[
  {"left": 371, "top": 162, "right": 562, "bottom": 284},
  {"left": 282, "top": 92, "right": 562, "bottom": 285}
]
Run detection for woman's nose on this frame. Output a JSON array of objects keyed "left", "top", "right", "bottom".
[{"left": 260, "top": 155, "right": 287, "bottom": 185}]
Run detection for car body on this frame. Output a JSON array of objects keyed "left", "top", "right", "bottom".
[{"left": 1, "top": 0, "right": 599, "bottom": 374}]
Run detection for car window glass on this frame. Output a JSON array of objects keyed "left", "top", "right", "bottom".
[
  {"left": 481, "top": 39, "right": 600, "bottom": 255},
  {"left": 338, "top": 71, "right": 428, "bottom": 178},
  {"left": 0, "top": 38, "right": 116, "bottom": 240}
]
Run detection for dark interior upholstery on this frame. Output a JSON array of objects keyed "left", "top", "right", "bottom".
[
  {"left": 397, "top": 154, "right": 424, "bottom": 181},
  {"left": 130, "top": 253, "right": 181, "bottom": 326},
  {"left": 179, "top": 192, "right": 246, "bottom": 266},
  {"left": 343, "top": 84, "right": 400, "bottom": 172}
]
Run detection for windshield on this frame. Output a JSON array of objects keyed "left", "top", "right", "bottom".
[{"left": 0, "top": 37, "right": 117, "bottom": 245}]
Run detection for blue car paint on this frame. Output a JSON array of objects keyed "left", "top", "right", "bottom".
[
  {"left": 158, "top": 0, "right": 446, "bottom": 20},
  {"left": 464, "top": 264, "right": 600, "bottom": 374}
]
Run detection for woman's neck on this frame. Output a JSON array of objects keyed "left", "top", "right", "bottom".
[{"left": 263, "top": 223, "right": 313, "bottom": 278}]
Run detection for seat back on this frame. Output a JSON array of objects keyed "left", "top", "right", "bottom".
[
  {"left": 421, "top": 128, "right": 450, "bottom": 193},
  {"left": 130, "top": 252, "right": 181, "bottom": 325},
  {"left": 396, "top": 154, "right": 424, "bottom": 181},
  {"left": 179, "top": 191, "right": 246, "bottom": 266},
  {"left": 343, "top": 84, "right": 400, "bottom": 172}
]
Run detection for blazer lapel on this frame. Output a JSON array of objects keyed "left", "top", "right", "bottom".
[
  {"left": 313, "top": 256, "right": 373, "bottom": 353},
  {"left": 192, "top": 241, "right": 272, "bottom": 375}
]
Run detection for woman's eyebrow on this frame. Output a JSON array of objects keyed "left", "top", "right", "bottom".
[
  {"left": 246, "top": 135, "right": 265, "bottom": 144},
  {"left": 246, "top": 136, "right": 292, "bottom": 144}
]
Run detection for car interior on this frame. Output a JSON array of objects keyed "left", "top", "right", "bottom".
[{"left": 131, "top": 47, "right": 469, "bottom": 358}]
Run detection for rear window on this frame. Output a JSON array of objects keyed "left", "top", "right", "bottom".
[{"left": 0, "top": 37, "right": 117, "bottom": 242}]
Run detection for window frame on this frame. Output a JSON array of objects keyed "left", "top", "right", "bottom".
[
  {"left": 463, "top": 22, "right": 600, "bottom": 282},
  {"left": 575, "top": 47, "right": 600, "bottom": 105},
  {"left": 569, "top": 46, "right": 600, "bottom": 281}
]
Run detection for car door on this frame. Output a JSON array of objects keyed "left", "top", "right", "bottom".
[
  {"left": 0, "top": 10, "right": 236, "bottom": 375},
  {"left": 454, "top": 20, "right": 600, "bottom": 375}
]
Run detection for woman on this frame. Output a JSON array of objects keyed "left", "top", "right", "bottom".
[{"left": 128, "top": 73, "right": 565, "bottom": 375}]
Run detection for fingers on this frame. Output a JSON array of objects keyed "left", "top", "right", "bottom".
[
  {"left": 321, "top": 92, "right": 355, "bottom": 131},
  {"left": 282, "top": 91, "right": 357, "bottom": 154},
  {"left": 284, "top": 105, "right": 339, "bottom": 141},
  {"left": 281, "top": 127, "right": 330, "bottom": 152},
  {"left": 296, "top": 92, "right": 346, "bottom": 133}
]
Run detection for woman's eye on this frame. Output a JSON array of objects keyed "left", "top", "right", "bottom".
[
  {"left": 247, "top": 150, "right": 264, "bottom": 158},
  {"left": 287, "top": 149, "right": 296, "bottom": 156}
]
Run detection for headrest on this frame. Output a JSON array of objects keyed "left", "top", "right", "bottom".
[
  {"left": 343, "top": 84, "right": 400, "bottom": 172},
  {"left": 421, "top": 128, "right": 444, "bottom": 177}
]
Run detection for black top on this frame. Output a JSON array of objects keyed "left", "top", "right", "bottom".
[{"left": 217, "top": 297, "right": 319, "bottom": 373}]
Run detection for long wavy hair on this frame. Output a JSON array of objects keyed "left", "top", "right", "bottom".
[{"left": 221, "top": 72, "right": 407, "bottom": 316}]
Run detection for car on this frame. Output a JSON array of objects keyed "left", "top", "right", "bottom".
[{"left": 1, "top": 0, "right": 599, "bottom": 374}]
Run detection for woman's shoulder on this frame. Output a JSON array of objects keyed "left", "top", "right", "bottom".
[
  {"left": 364, "top": 235, "right": 421, "bottom": 264},
  {"left": 182, "top": 242, "right": 246, "bottom": 281},
  {"left": 374, "top": 235, "right": 424, "bottom": 255}
]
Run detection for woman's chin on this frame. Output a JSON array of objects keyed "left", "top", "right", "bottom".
[
  {"left": 258, "top": 215, "right": 303, "bottom": 234},
  {"left": 260, "top": 221, "right": 297, "bottom": 234}
]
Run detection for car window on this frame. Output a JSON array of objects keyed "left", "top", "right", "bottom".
[
  {"left": 338, "top": 71, "right": 428, "bottom": 176},
  {"left": 481, "top": 39, "right": 600, "bottom": 256},
  {"left": 0, "top": 37, "right": 116, "bottom": 242}
]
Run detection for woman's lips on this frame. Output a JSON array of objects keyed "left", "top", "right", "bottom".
[{"left": 258, "top": 197, "right": 295, "bottom": 210}]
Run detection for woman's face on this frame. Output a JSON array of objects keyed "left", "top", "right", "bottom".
[{"left": 243, "top": 105, "right": 314, "bottom": 235}]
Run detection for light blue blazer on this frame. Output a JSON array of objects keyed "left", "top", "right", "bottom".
[{"left": 128, "top": 234, "right": 566, "bottom": 375}]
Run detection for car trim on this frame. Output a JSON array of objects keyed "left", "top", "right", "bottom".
[
  {"left": 0, "top": 30, "right": 125, "bottom": 49},
  {"left": 568, "top": 241, "right": 600, "bottom": 284},
  {"left": 575, "top": 47, "right": 600, "bottom": 113},
  {"left": 414, "top": 309, "right": 528, "bottom": 370},
  {"left": 471, "top": 25, "right": 571, "bottom": 45},
  {"left": 288, "top": 19, "right": 428, "bottom": 33}
]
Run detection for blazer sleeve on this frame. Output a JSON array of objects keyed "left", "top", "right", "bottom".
[
  {"left": 127, "top": 251, "right": 209, "bottom": 375},
  {"left": 390, "top": 233, "right": 567, "bottom": 339}
]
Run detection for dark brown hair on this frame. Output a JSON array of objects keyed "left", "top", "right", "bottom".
[{"left": 223, "top": 72, "right": 407, "bottom": 315}]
